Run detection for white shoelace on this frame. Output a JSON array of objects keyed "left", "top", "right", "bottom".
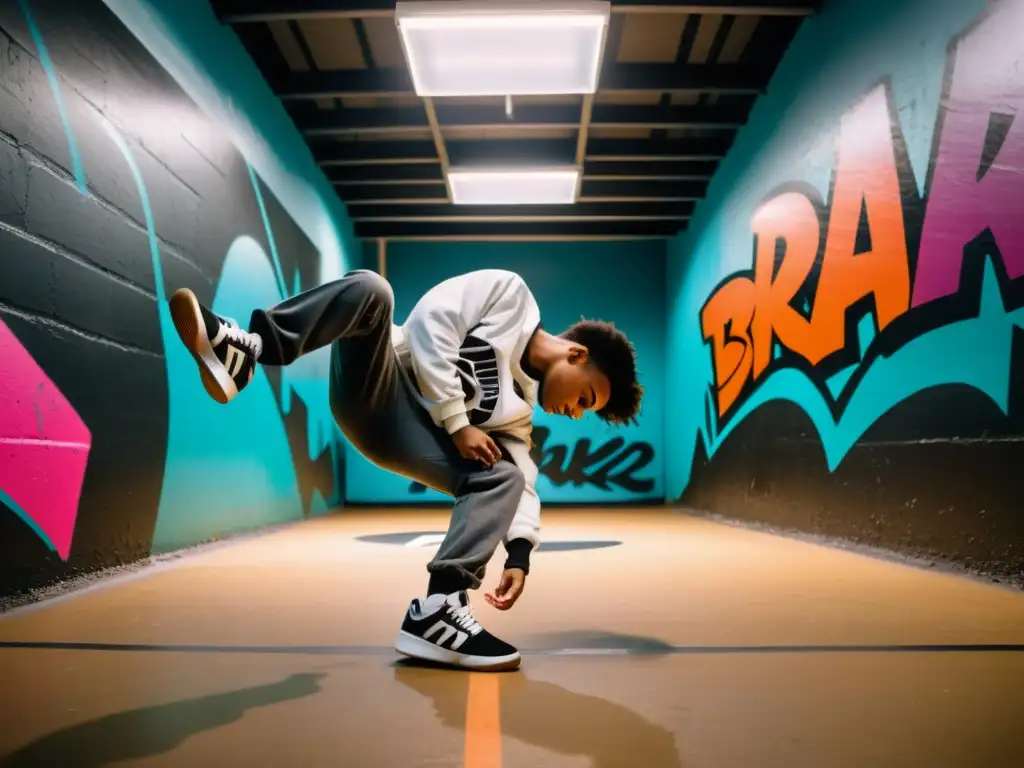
[
  {"left": 447, "top": 602, "right": 483, "bottom": 636},
  {"left": 220, "top": 317, "right": 264, "bottom": 359}
]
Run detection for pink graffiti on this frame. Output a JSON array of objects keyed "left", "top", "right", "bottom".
[
  {"left": 0, "top": 319, "right": 91, "bottom": 559},
  {"left": 913, "top": 0, "right": 1024, "bottom": 308}
]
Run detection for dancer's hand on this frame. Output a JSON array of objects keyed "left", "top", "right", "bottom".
[
  {"left": 485, "top": 568, "right": 526, "bottom": 611},
  {"left": 452, "top": 426, "right": 502, "bottom": 467}
]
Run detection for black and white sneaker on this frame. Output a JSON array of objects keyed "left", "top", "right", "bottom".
[
  {"left": 395, "top": 591, "right": 521, "bottom": 672},
  {"left": 169, "top": 288, "right": 263, "bottom": 405}
]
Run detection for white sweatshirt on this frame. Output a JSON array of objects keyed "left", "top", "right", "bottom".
[{"left": 390, "top": 270, "right": 542, "bottom": 552}]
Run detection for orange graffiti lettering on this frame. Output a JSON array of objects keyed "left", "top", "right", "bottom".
[
  {"left": 702, "top": 83, "right": 914, "bottom": 419},
  {"left": 812, "top": 86, "right": 911, "bottom": 358},
  {"left": 750, "top": 192, "right": 821, "bottom": 377},
  {"left": 701, "top": 275, "right": 755, "bottom": 416}
]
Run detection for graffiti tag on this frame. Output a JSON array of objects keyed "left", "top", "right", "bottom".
[
  {"left": 408, "top": 426, "right": 655, "bottom": 495},
  {"left": 529, "top": 427, "right": 655, "bottom": 493},
  {"left": 701, "top": 8, "right": 1024, "bottom": 425}
]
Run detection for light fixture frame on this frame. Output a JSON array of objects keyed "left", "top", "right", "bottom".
[
  {"left": 394, "top": 0, "right": 612, "bottom": 97},
  {"left": 446, "top": 165, "right": 582, "bottom": 206}
]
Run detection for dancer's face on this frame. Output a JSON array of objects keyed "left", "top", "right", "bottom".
[{"left": 540, "top": 346, "right": 611, "bottom": 420}]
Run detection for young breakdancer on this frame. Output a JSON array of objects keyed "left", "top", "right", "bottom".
[{"left": 168, "top": 268, "right": 642, "bottom": 671}]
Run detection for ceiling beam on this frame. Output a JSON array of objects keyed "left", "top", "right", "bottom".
[
  {"left": 422, "top": 97, "right": 452, "bottom": 200},
  {"left": 297, "top": 103, "right": 749, "bottom": 136},
  {"left": 275, "top": 68, "right": 413, "bottom": 99},
  {"left": 446, "top": 139, "right": 577, "bottom": 167},
  {"left": 590, "top": 103, "right": 748, "bottom": 129},
  {"left": 364, "top": 235, "right": 674, "bottom": 242},
  {"left": 214, "top": 0, "right": 818, "bottom": 24},
  {"left": 315, "top": 140, "right": 440, "bottom": 165},
  {"left": 325, "top": 163, "right": 444, "bottom": 184},
  {"left": 583, "top": 159, "right": 717, "bottom": 178},
  {"left": 300, "top": 106, "right": 432, "bottom": 136},
  {"left": 273, "top": 64, "right": 767, "bottom": 100},
  {"left": 327, "top": 159, "right": 719, "bottom": 183},
  {"left": 609, "top": 0, "right": 816, "bottom": 13},
  {"left": 346, "top": 201, "right": 692, "bottom": 222},
  {"left": 580, "top": 179, "right": 705, "bottom": 199},
  {"left": 336, "top": 180, "right": 705, "bottom": 202},
  {"left": 587, "top": 137, "right": 732, "bottom": 160},
  {"left": 336, "top": 183, "right": 449, "bottom": 203},
  {"left": 574, "top": 94, "right": 594, "bottom": 200},
  {"left": 599, "top": 64, "right": 766, "bottom": 94},
  {"left": 353, "top": 220, "right": 686, "bottom": 239},
  {"left": 314, "top": 137, "right": 731, "bottom": 165},
  {"left": 316, "top": 139, "right": 573, "bottom": 166}
]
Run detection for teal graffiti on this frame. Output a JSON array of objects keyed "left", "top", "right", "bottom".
[
  {"left": 246, "top": 160, "right": 287, "bottom": 299},
  {"left": 701, "top": 259, "right": 1024, "bottom": 472},
  {"left": 824, "top": 315, "right": 875, "bottom": 401},
  {"left": 244, "top": 160, "right": 344, "bottom": 514},
  {"left": 0, "top": 489, "right": 55, "bottom": 554},
  {"left": 154, "top": 236, "right": 305, "bottom": 552},
  {"left": 92, "top": 108, "right": 165, "bottom": 302},
  {"left": 89, "top": 112, "right": 300, "bottom": 550},
  {"left": 21, "top": 10, "right": 343, "bottom": 553},
  {"left": 17, "top": 0, "right": 87, "bottom": 193}
]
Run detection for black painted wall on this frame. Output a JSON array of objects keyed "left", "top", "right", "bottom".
[{"left": 684, "top": 388, "right": 1024, "bottom": 585}]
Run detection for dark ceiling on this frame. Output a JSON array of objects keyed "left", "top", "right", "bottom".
[{"left": 210, "top": 0, "right": 817, "bottom": 241}]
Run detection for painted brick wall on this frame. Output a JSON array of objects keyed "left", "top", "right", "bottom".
[
  {"left": 665, "top": 0, "right": 1024, "bottom": 584},
  {"left": 0, "top": 0, "right": 351, "bottom": 598}
]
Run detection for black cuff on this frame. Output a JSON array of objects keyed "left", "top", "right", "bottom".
[{"left": 503, "top": 538, "right": 533, "bottom": 574}]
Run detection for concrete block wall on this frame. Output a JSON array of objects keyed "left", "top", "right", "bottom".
[{"left": 0, "top": 0, "right": 355, "bottom": 598}]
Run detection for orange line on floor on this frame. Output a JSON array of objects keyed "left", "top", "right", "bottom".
[{"left": 464, "top": 673, "right": 502, "bottom": 768}]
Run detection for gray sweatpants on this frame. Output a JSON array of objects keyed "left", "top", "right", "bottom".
[{"left": 248, "top": 270, "right": 525, "bottom": 591}]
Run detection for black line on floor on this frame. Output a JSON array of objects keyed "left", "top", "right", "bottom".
[
  {"left": 2, "top": 641, "right": 1023, "bottom": 656},
  {"left": 0, "top": 641, "right": 391, "bottom": 655}
]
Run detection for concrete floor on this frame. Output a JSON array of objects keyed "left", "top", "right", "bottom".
[{"left": 1, "top": 507, "right": 1023, "bottom": 767}]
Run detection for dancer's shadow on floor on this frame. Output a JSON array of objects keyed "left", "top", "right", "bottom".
[
  {"left": 394, "top": 659, "right": 683, "bottom": 767},
  {"left": 520, "top": 629, "right": 680, "bottom": 656},
  {"left": 0, "top": 672, "right": 326, "bottom": 767}
]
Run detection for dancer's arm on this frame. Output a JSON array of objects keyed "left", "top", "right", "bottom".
[
  {"left": 483, "top": 437, "right": 540, "bottom": 611},
  {"left": 499, "top": 438, "right": 541, "bottom": 563}
]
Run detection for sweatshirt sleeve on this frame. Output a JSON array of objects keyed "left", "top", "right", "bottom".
[
  {"left": 496, "top": 437, "right": 541, "bottom": 572},
  {"left": 403, "top": 269, "right": 535, "bottom": 434}
]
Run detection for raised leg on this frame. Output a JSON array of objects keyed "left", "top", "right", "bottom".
[{"left": 249, "top": 269, "right": 393, "bottom": 367}]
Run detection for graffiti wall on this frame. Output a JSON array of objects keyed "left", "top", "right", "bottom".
[
  {"left": 0, "top": 0, "right": 351, "bottom": 597},
  {"left": 666, "top": 0, "right": 1024, "bottom": 580},
  {"left": 347, "top": 240, "right": 666, "bottom": 504}
]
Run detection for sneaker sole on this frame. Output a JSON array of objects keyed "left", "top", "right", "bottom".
[
  {"left": 395, "top": 631, "right": 521, "bottom": 672},
  {"left": 169, "top": 288, "right": 239, "bottom": 405}
]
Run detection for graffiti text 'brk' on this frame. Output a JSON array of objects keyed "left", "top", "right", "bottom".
[{"left": 701, "top": 11, "right": 1024, "bottom": 425}]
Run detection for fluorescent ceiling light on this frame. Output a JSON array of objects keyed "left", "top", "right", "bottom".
[
  {"left": 395, "top": 1, "right": 610, "bottom": 97},
  {"left": 448, "top": 167, "right": 580, "bottom": 205}
]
